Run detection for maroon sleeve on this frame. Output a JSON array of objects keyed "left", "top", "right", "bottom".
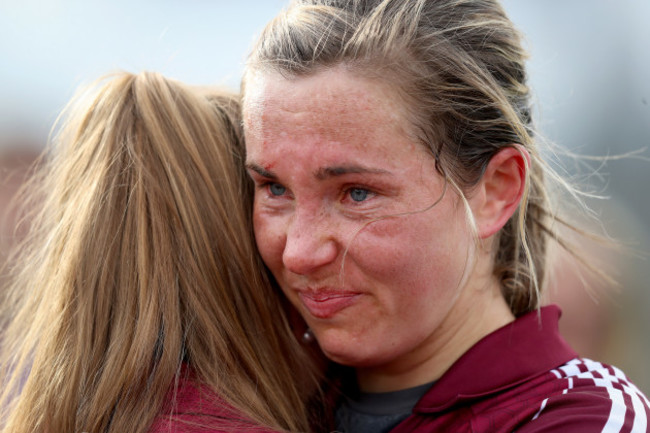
[
  {"left": 516, "top": 383, "right": 649, "bottom": 433},
  {"left": 149, "top": 375, "right": 280, "bottom": 433}
]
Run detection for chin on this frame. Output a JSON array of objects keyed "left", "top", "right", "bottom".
[
  {"left": 313, "top": 328, "right": 390, "bottom": 367},
  {"left": 320, "top": 345, "right": 385, "bottom": 368}
]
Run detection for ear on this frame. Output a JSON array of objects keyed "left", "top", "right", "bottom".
[{"left": 471, "top": 145, "right": 530, "bottom": 239}]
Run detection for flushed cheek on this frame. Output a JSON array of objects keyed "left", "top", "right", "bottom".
[
  {"left": 252, "top": 211, "right": 286, "bottom": 270},
  {"left": 351, "top": 215, "right": 463, "bottom": 288}
]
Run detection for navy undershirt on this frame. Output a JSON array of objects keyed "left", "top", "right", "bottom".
[{"left": 335, "top": 381, "right": 434, "bottom": 433}]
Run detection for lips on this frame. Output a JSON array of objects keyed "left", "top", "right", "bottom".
[{"left": 297, "top": 290, "right": 361, "bottom": 319}]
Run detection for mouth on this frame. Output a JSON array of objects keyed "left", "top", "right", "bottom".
[{"left": 297, "top": 290, "right": 361, "bottom": 319}]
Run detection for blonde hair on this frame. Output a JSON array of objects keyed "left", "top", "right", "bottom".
[
  {"left": 245, "top": 0, "right": 575, "bottom": 316},
  {"left": 0, "top": 71, "right": 318, "bottom": 433}
]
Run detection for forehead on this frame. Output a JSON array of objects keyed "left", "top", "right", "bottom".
[{"left": 242, "top": 66, "right": 410, "bottom": 143}]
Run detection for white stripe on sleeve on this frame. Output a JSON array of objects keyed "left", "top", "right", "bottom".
[{"left": 601, "top": 387, "right": 626, "bottom": 433}]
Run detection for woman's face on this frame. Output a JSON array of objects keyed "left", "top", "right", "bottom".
[{"left": 244, "top": 67, "right": 496, "bottom": 387}]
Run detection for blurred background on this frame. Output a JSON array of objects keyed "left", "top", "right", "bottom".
[{"left": 1, "top": 1, "right": 649, "bottom": 392}]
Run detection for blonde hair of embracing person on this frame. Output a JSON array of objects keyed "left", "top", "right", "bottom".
[{"left": 0, "top": 71, "right": 319, "bottom": 433}]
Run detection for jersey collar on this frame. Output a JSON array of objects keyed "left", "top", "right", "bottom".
[{"left": 414, "top": 305, "right": 576, "bottom": 413}]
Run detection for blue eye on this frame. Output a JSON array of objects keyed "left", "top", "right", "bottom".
[
  {"left": 269, "top": 183, "right": 286, "bottom": 196},
  {"left": 349, "top": 188, "right": 369, "bottom": 202}
]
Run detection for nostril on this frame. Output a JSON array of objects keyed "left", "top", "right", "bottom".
[{"left": 282, "top": 233, "right": 337, "bottom": 275}]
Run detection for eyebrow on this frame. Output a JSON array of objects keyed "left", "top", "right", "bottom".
[
  {"left": 314, "top": 165, "right": 390, "bottom": 180},
  {"left": 246, "top": 162, "right": 391, "bottom": 181},
  {"left": 246, "top": 163, "right": 277, "bottom": 179}
]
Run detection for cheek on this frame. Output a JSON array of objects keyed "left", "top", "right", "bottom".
[
  {"left": 252, "top": 209, "right": 284, "bottom": 269},
  {"left": 350, "top": 208, "right": 470, "bottom": 296}
]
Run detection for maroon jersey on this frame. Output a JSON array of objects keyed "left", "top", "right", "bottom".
[
  {"left": 149, "top": 368, "right": 279, "bottom": 433},
  {"left": 390, "top": 306, "right": 649, "bottom": 433}
]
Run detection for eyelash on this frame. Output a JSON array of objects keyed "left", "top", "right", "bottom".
[
  {"left": 256, "top": 181, "right": 289, "bottom": 198},
  {"left": 255, "top": 180, "right": 377, "bottom": 206},
  {"left": 343, "top": 186, "right": 373, "bottom": 203}
]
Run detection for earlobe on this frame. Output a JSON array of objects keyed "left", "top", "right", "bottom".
[{"left": 473, "top": 145, "right": 530, "bottom": 239}]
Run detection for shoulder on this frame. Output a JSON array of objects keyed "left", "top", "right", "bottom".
[
  {"left": 148, "top": 371, "right": 278, "bottom": 433},
  {"left": 516, "top": 358, "right": 650, "bottom": 433}
]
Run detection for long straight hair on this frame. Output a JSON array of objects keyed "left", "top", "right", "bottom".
[{"left": 0, "top": 71, "right": 318, "bottom": 433}]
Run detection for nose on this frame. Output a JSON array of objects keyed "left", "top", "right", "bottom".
[{"left": 282, "top": 209, "right": 338, "bottom": 276}]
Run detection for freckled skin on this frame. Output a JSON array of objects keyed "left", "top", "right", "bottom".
[{"left": 243, "top": 66, "right": 514, "bottom": 392}]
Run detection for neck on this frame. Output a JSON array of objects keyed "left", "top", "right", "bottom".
[{"left": 356, "top": 277, "right": 514, "bottom": 393}]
